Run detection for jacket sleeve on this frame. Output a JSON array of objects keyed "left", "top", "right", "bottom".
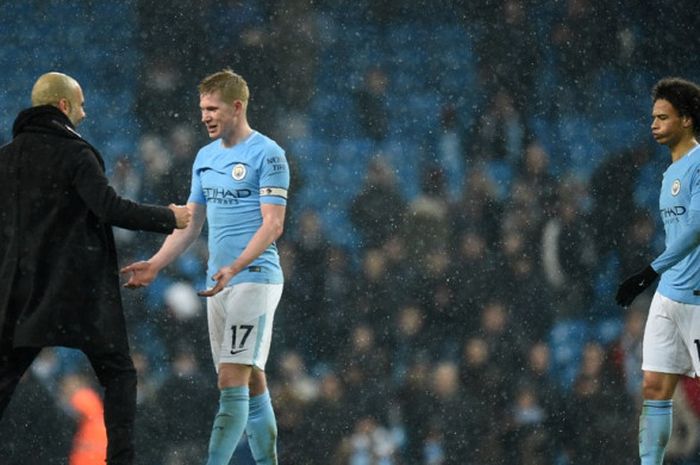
[{"left": 70, "top": 146, "right": 176, "bottom": 233}]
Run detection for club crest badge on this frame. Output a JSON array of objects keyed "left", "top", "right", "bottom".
[
  {"left": 232, "top": 164, "right": 247, "bottom": 180},
  {"left": 672, "top": 179, "right": 681, "bottom": 196}
]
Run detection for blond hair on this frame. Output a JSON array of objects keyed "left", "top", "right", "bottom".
[{"left": 198, "top": 69, "right": 249, "bottom": 106}]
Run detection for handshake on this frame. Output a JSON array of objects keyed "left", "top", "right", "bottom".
[{"left": 168, "top": 204, "right": 191, "bottom": 229}]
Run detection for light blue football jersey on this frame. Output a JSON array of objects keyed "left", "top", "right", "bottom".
[
  {"left": 652, "top": 145, "right": 700, "bottom": 304},
  {"left": 188, "top": 131, "right": 289, "bottom": 286}
]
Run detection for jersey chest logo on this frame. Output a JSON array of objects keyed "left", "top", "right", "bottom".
[
  {"left": 232, "top": 164, "right": 247, "bottom": 181},
  {"left": 672, "top": 179, "right": 681, "bottom": 196}
]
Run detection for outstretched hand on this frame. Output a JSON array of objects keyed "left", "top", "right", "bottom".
[
  {"left": 120, "top": 261, "right": 159, "bottom": 288},
  {"left": 197, "top": 266, "right": 236, "bottom": 297}
]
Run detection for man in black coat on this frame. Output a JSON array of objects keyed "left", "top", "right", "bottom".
[{"left": 0, "top": 72, "right": 191, "bottom": 465}]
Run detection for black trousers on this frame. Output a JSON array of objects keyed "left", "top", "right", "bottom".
[{"left": 0, "top": 345, "right": 137, "bottom": 465}]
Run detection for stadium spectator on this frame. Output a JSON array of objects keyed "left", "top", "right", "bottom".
[
  {"left": 428, "top": 361, "right": 484, "bottom": 465},
  {"left": 541, "top": 182, "right": 597, "bottom": 320},
  {"left": 353, "top": 248, "right": 400, "bottom": 326},
  {"left": 349, "top": 156, "right": 407, "bottom": 249},
  {"left": 549, "top": 0, "right": 618, "bottom": 109},
  {"left": 475, "top": 0, "right": 541, "bottom": 116},
  {"left": 305, "top": 372, "right": 353, "bottom": 465},
  {"left": 562, "top": 342, "right": 635, "bottom": 465},
  {"left": 469, "top": 87, "right": 525, "bottom": 166},
  {"left": 589, "top": 145, "right": 652, "bottom": 258},
  {"left": 434, "top": 103, "right": 467, "bottom": 202},
  {"left": 155, "top": 345, "right": 217, "bottom": 464},
  {"left": 335, "top": 415, "right": 399, "bottom": 465},
  {"left": 355, "top": 66, "right": 390, "bottom": 141},
  {"left": 61, "top": 373, "right": 108, "bottom": 465},
  {"left": 287, "top": 210, "right": 329, "bottom": 356},
  {"left": 398, "top": 356, "right": 434, "bottom": 465},
  {"left": 449, "top": 166, "right": 503, "bottom": 249},
  {"left": 448, "top": 230, "right": 499, "bottom": 332}
]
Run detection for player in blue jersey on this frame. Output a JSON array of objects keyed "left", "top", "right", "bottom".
[
  {"left": 121, "top": 69, "right": 289, "bottom": 465},
  {"left": 615, "top": 77, "right": 700, "bottom": 465}
]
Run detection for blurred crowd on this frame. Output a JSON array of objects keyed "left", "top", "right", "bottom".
[{"left": 3, "top": 0, "right": 700, "bottom": 464}]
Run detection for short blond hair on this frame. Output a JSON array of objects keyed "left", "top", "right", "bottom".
[{"left": 198, "top": 69, "right": 249, "bottom": 105}]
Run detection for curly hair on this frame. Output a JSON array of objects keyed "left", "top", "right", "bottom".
[{"left": 652, "top": 77, "right": 700, "bottom": 135}]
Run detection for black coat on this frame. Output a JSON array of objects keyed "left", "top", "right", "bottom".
[{"left": 0, "top": 106, "right": 175, "bottom": 353}]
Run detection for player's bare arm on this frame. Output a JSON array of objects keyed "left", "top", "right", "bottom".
[{"left": 121, "top": 202, "right": 206, "bottom": 288}]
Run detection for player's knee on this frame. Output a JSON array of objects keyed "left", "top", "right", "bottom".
[
  {"left": 217, "top": 374, "right": 242, "bottom": 390},
  {"left": 248, "top": 370, "right": 267, "bottom": 395},
  {"left": 217, "top": 363, "right": 251, "bottom": 390},
  {"left": 642, "top": 376, "right": 674, "bottom": 400}
]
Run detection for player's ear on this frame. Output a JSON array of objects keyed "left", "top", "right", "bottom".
[
  {"left": 57, "top": 98, "right": 70, "bottom": 114},
  {"left": 682, "top": 115, "right": 693, "bottom": 128}
]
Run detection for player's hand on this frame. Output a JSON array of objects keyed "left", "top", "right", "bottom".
[
  {"left": 169, "top": 204, "right": 191, "bottom": 229},
  {"left": 615, "top": 265, "right": 658, "bottom": 307},
  {"left": 120, "top": 261, "right": 159, "bottom": 288},
  {"left": 197, "top": 266, "right": 236, "bottom": 297}
]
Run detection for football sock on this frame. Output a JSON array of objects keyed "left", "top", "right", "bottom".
[
  {"left": 639, "top": 399, "right": 673, "bottom": 465},
  {"left": 206, "top": 386, "right": 250, "bottom": 465},
  {"left": 246, "top": 390, "right": 278, "bottom": 465}
]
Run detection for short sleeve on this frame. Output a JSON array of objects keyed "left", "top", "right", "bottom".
[
  {"left": 187, "top": 155, "right": 206, "bottom": 205},
  {"left": 259, "top": 146, "right": 290, "bottom": 206},
  {"left": 689, "top": 165, "right": 700, "bottom": 216}
]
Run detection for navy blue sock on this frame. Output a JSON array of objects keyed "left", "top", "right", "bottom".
[
  {"left": 639, "top": 399, "right": 673, "bottom": 465},
  {"left": 206, "top": 386, "right": 249, "bottom": 465},
  {"left": 246, "top": 390, "right": 278, "bottom": 465}
]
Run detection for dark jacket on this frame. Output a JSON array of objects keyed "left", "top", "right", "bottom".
[{"left": 0, "top": 105, "right": 175, "bottom": 352}]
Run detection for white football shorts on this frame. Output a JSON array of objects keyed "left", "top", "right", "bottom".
[
  {"left": 642, "top": 291, "right": 700, "bottom": 377},
  {"left": 207, "top": 282, "right": 283, "bottom": 371}
]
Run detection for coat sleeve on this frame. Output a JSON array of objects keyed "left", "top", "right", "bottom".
[{"left": 70, "top": 146, "right": 176, "bottom": 233}]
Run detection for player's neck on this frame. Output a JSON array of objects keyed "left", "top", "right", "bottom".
[
  {"left": 670, "top": 137, "right": 699, "bottom": 162},
  {"left": 221, "top": 123, "right": 253, "bottom": 148}
]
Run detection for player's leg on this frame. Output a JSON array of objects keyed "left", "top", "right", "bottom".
[
  {"left": 642, "top": 370, "right": 680, "bottom": 399},
  {"left": 639, "top": 371, "right": 678, "bottom": 465},
  {"left": 86, "top": 349, "right": 137, "bottom": 465},
  {"left": 205, "top": 283, "right": 282, "bottom": 465},
  {"left": 206, "top": 362, "right": 253, "bottom": 465},
  {"left": 243, "top": 284, "right": 281, "bottom": 465},
  {"left": 0, "top": 347, "right": 40, "bottom": 417},
  {"left": 205, "top": 284, "right": 257, "bottom": 465},
  {"left": 638, "top": 293, "right": 692, "bottom": 465},
  {"left": 247, "top": 368, "right": 278, "bottom": 465}
]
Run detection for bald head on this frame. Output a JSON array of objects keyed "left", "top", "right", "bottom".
[{"left": 31, "top": 72, "right": 86, "bottom": 126}]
